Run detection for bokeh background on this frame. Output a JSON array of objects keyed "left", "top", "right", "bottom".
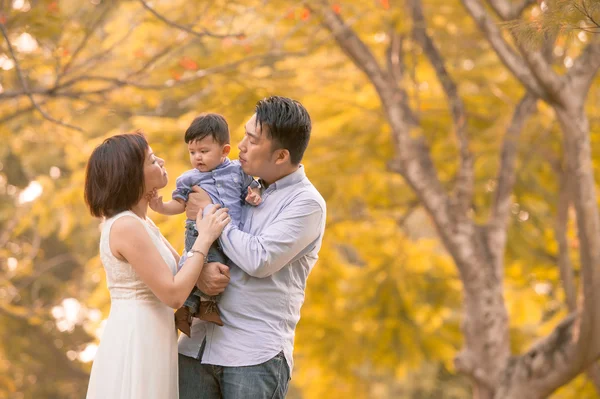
[{"left": 1, "top": 0, "right": 600, "bottom": 398}]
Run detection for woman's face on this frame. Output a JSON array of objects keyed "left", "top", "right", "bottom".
[{"left": 144, "top": 146, "right": 168, "bottom": 193}]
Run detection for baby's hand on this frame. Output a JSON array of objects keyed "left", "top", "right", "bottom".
[
  {"left": 149, "top": 193, "right": 165, "bottom": 213},
  {"left": 245, "top": 186, "right": 262, "bottom": 206}
]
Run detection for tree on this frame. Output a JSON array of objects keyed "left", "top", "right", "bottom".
[
  {"left": 2, "top": 1, "right": 600, "bottom": 398},
  {"left": 306, "top": 0, "right": 600, "bottom": 397}
]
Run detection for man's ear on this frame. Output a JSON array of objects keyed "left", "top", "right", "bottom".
[
  {"left": 222, "top": 144, "right": 231, "bottom": 157},
  {"left": 274, "top": 148, "right": 291, "bottom": 165}
]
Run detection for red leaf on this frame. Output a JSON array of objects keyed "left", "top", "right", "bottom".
[
  {"left": 134, "top": 49, "right": 145, "bottom": 58},
  {"left": 301, "top": 8, "right": 310, "bottom": 20},
  {"left": 332, "top": 4, "right": 342, "bottom": 14},
  {"left": 171, "top": 71, "right": 182, "bottom": 81},
  {"left": 286, "top": 10, "right": 295, "bottom": 19},
  {"left": 47, "top": 1, "right": 59, "bottom": 12},
  {"left": 380, "top": 0, "right": 390, "bottom": 9},
  {"left": 179, "top": 57, "right": 198, "bottom": 70},
  {"left": 62, "top": 48, "right": 70, "bottom": 57}
]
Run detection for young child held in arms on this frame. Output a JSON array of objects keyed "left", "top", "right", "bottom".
[{"left": 150, "top": 113, "right": 261, "bottom": 337}]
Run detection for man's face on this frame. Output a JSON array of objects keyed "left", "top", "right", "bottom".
[
  {"left": 238, "top": 114, "right": 276, "bottom": 179},
  {"left": 188, "top": 136, "right": 228, "bottom": 173}
]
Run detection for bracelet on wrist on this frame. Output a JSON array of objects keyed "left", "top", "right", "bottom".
[{"left": 186, "top": 249, "right": 208, "bottom": 264}]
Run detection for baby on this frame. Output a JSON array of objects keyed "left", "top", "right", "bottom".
[{"left": 150, "top": 113, "right": 260, "bottom": 337}]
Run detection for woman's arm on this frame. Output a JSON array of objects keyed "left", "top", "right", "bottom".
[
  {"left": 161, "top": 234, "right": 180, "bottom": 264},
  {"left": 145, "top": 217, "right": 182, "bottom": 264},
  {"left": 110, "top": 208, "right": 229, "bottom": 308}
]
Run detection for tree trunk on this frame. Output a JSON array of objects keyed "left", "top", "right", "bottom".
[
  {"left": 554, "top": 102, "right": 600, "bottom": 360},
  {"left": 450, "top": 244, "right": 509, "bottom": 399},
  {"left": 491, "top": 98, "right": 600, "bottom": 399}
]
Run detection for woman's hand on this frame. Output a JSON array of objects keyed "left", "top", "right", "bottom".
[{"left": 194, "top": 204, "right": 230, "bottom": 243}]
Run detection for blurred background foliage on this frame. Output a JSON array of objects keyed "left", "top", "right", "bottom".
[{"left": 0, "top": 0, "right": 599, "bottom": 398}]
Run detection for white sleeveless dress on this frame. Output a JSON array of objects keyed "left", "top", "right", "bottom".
[{"left": 86, "top": 211, "right": 179, "bottom": 399}]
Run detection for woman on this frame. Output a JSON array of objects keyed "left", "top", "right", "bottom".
[{"left": 84, "top": 132, "right": 230, "bottom": 399}]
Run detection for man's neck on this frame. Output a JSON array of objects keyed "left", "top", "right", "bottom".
[{"left": 262, "top": 164, "right": 299, "bottom": 188}]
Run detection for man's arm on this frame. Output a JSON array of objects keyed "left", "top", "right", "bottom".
[{"left": 220, "top": 197, "right": 324, "bottom": 278}]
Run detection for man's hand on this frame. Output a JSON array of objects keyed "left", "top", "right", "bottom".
[
  {"left": 196, "top": 262, "right": 230, "bottom": 296},
  {"left": 186, "top": 186, "right": 213, "bottom": 220},
  {"left": 245, "top": 186, "right": 262, "bottom": 206}
]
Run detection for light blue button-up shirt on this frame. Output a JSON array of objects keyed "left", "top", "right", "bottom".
[
  {"left": 178, "top": 165, "right": 326, "bottom": 375},
  {"left": 172, "top": 158, "right": 255, "bottom": 228}
]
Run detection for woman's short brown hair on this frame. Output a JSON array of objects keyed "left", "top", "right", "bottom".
[{"left": 84, "top": 132, "right": 148, "bottom": 218}]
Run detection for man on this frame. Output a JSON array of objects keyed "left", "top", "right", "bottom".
[{"left": 178, "top": 96, "right": 326, "bottom": 399}]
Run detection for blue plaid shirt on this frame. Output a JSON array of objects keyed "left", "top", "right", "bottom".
[{"left": 173, "top": 158, "right": 256, "bottom": 228}]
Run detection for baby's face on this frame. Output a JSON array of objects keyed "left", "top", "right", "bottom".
[{"left": 188, "top": 136, "right": 226, "bottom": 172}]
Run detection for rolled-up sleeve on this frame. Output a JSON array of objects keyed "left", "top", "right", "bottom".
[
  {"left": 220, "top": 198, "right": 323, "bottom": 278},
  {"left": 172, "top": 175, "right": 191, "bottom": 202}
]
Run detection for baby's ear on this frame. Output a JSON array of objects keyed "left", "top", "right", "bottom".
[{"left": 222, "top": 144, "right": 231, "bottom": 157}]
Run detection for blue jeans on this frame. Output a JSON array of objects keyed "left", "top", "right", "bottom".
[
  {"left": 181, "top": 221, "right": 227, "bottom": 314},
  {"left": 178, "top": 343, "right": 290, "bottom": 399}
]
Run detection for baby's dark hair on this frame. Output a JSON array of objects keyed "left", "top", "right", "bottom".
[{"left": 185, "top": 113, "right": 230, "bottom": 145}]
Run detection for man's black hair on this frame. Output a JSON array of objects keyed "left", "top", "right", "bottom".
[{"left": 255, "top": 96, "right": 311, "bottom": 165}]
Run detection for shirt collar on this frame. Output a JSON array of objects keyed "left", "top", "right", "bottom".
[
  {"left": 214, "top": 157, "right": 231, "bottom": 170},
  {"left": 259, "top": 165, "right": 305, "bottom": 191}
]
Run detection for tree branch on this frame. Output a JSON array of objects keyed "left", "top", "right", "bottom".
[
  {"left": 16, "top": 253, "right": 77, "bottom": 290},
  {"left": 488, "top": 94, "right": 537, "bottom": 241},
  {"left": 0, "top": 102, "right": 48, "bottom": 124},
  {"left": 0, "top": 208, "right": 26, "bottom": 249},
  {"left": 489, "top": 0, "right": 566, "bottom": 103},
  {"left": 64, "top": 22, "right": 141, "bottom": 79},
  {"left": 54, "top": 43, "right": 180, "bottom": 92},
  {"left": 385, "top": 32, "right": 419, "bottom": 126},
  {"left": 487, "top": 0, "right": 536, "bottom": 20},
  {"left": 460, "top": 0, "right": 548, "bottom": 99},
  {"left": 555, "top": 165, "right": 600, "bottom": 395},
  {"left": 312, "top": 2, "right": 458, "bottom": 255},
  {"left": 568, "top": 39, "right": 600, "bottom": 96},
  {"left": 409, "top": 0, "right": 474, "bottom": 225},
  {"left": 497, "top": 313, "right": 588, "bottom": 398},
  {"left": 57, "top": 5, "right": 112, "bottom": 80},
  {"left": 311, "top": 3, "right": 392, "bottom": 93},
  {"left": 555, "top": 171, "right": 578, "bottom": 312},
  {"left": 0, "top": 22, "right": 85, "bottom": 132},
  {"left": 138, "top": 0, "right": 243, "bottom": 39},
  {"left": 0, "top": 48, "right": 308, "bottom": 104}
]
